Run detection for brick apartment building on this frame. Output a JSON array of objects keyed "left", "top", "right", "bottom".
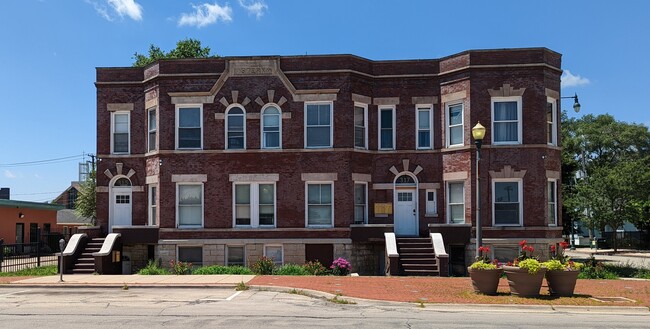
[{"left": 94, "top": 48, "right": 564, "bottom": 275}]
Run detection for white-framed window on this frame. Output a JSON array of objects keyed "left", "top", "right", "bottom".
[
  {"left": 548, "top": 179, "right": 557, "bottom": 226},
  {"left": 148, "top": 184, "right": 157, "bottom": 226},
  {"left": 147, "top": 107, "right": 157, "bottom": 152},
  {"left": 234, "top": 183, "right": 276, "bottom": 227},
  {"left": 425, "top": 189, "right": 437, "bottom": 215},
  {"left": 305, "top": 102, "right": 333, "bottom": 148},
  {"left": 416, "top": 105, "right": 433, "bottom": 149},
  {"left": 176, "top": 183, "right": 203, "bottom": 228},
  {"left": 493, "top": 179, "right": 523, "bottom": 226},
  {"left": 547, "top": 97, "right": 557, "bottom": 146},
  {"left": 354, "top": 103, "right": 368, "bottom": 149},
  {"left": 447, "top": 182, "right": 465, "bottom": 224},
  {"left": 111, "top": 111, "right": 130, "bottom": 154},
  {"left": 354, "top": 182, "right": 367, "bottom": 224},
  {"left": 446, "top": 102, "right": 464, "bottom": 147},
  {"left": 176, "top": 105, "right": 202, "bottom": 149},
  {"left": 226, "top": 245, "right": 245, "bottom": 266},
  {"left": 264, "top": 245, "right": 283, "bottom": 266},
  {"left": 378, "top": 106, "right": 395, "bottom": 150},
  {"left": 491, "top": 96, "right": 522, "bottom": 144},
  {"left": 226, "top": 105, "right": 246, "bottom": 150},
  {"left": 306, "top": 182, "right": 334, "bottom": 227},
  {"left": 177, "top": 246, "right": 203, "bottom": 267},
  {"left": 261, "top": 104, "right": 281, "bottom": 149}
]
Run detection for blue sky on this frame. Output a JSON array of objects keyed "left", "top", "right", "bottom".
[{"left": 1, "top": 0, "right": 649, "bottom": 202}]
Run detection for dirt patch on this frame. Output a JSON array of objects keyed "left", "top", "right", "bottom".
[{"left": 0, "top": 276, "right": 35, "bottom": 284}]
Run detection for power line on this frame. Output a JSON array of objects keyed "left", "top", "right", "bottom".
[{"left": 0, "top": 154, "right": 85, "bottom": 167}]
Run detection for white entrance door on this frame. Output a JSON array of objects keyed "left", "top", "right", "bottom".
[
  {"left": 112, "top": 188, "right": 132, "bottom": 228},
  {"left": 394, "top": 190, "right": 418, "bottom": 236}
]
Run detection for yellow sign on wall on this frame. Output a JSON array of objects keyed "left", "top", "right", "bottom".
[{"left": 374, "top": 203, "right": 393, "bottom": 215}]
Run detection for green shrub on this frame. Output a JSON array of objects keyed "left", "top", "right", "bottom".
[
  {"left": 577, "top": 257, "right": 618, "bottom": 279},
  {"left": 252, "top": 256, "right": 275, "bottom": 275},
  {"left": 303, "top": 260, "right": 328, "bottom": 275},
  {"left": 274, "top": 264, "right": 309, "bottom": 275},
  {"left": 192, "top": 265, "right": 253, "bottom": 275},
  {"left": 470, "top": 261, "right": 498, "bottom": 270},
  {"left": 138, "top": 260, "right": 171, "bottom": 275},
  {"left": 169, "top": 260, "right": 192, "bottom": 275}
]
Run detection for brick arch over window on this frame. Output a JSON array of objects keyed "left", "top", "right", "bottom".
[
  {"left": 388, "top": 158, "right": 424, "bottom": 178},
  {"left": 103, "top": 162, "right": 136, "bottom": 181}
]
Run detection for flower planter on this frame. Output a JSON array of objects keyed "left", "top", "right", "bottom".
[
  {"left": 503, "top": 265, "right": 547, "bottom": 297},
  {"left": 468, "top": 267, "right": 503, "bottom": 295},
  {"left": 546, "top": 270, "right": 580, "bottom": 297}
]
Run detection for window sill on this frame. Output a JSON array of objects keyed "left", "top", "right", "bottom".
[
  {"left": 306, "top": 225, "right": 334, "bottom": 229},
  {"left": 424, "top": 213, "right": 438, "bottom": 218},
  {"left": 177, "top": 225, "right": 204, "bottom": 229}
]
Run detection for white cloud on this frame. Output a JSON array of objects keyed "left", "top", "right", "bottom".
[
  {"left": 87, "top": 0, "right": 143, "bottom": 21},
  {"left": 107, "top": 0, "right": 143, "bottom": 21},
  {"left": 561, "top": 70, "right": 590, "bottom": 88},
  {"left": 178, "top": 3, "right": 233, "bottom": 28},
  {"left": 4, "top": 170, "right": 17, "bottom": 179},
  {"left": 238, "top": 0, "right": 267, "bottom": 19}
]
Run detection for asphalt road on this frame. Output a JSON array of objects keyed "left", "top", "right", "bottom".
[{"left": 0, "top": 287, "right": 647, "bottom": 328}]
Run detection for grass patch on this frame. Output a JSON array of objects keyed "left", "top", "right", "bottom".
[
  {"left": 0, "top": 266, "right": 57, "bottom": 277},
  {"left": 193, "top": 265, "right": 253, "bottom": 275},
  {"left": 235, "top": 281, "right": 249, "bottom": 291},
  {"left": 329, "top": 294, "right": 356, "bottom": 305},
  {"left": 288, "top": 288, "right": 309, "bottom": 296}
]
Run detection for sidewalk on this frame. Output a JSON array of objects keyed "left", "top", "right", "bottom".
[{"left": 10, "top": 274, "right": 255, "bottom": 287}]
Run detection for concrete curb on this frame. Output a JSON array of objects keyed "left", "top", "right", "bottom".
[
  {"left": 6, "top": 283, "right": 239, "bottom": 289},
  {"left": 250, "top": 285, "right": 650, "bottom": 314}
]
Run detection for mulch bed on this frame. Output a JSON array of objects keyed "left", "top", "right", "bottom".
[{"left": 249, "top": 276, "right": 650, "bottom": 307}]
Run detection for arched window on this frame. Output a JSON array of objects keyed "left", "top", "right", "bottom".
[
  {"left": 394, "top": 174, "right": 416, "bottom": 187},
  {"left": 226, "top": 106, "right": 245, "bottom": 149},
  {"left": 113, "top": 177, "right": 132, "bottom": 187},
  {"left": 262, "top": 105, "right": 281, "bottom": 149}
]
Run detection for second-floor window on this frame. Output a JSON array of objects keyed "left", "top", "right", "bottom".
[
  {"left": 493, "top": 179, "right": 522, "bottom": 226},
  {"left": 226, "top": 106, "right": 246, "bottom": 149},
  {"left": 492, "top": 97, "right": 522, "bottom": 144},
  {"left": 354, "top": 104, "right": 367, "bottom": 149},
  {"left": 547, "top": 97, "right": 557, "bottom": 145},
  {"left": 148, "top": 107, "right": 157, "bottom": 152},
  {"left": 416, "top": 106, "right": 432, "bottom": 149},
  {"left": 447, "top": 103, "right": 463, "bottom": 147},
  {"left": 262, "top": 105, "right": 281, "bottom": 149},
  {"left": 177, "top": 106, "right": 202, "bottom": 149},
  {"left": 305, "top": 102, "right": 332, "bottom": 148},
  {"left": 111, "top": 112, "right": 129, "bottom": 154},
  {"left": 379, "top": 106, "right": 395, "bottom": 150}
]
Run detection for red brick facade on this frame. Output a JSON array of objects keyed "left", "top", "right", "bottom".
[{"left": 95, "top": 48, "right": 563, "bottom": 274}]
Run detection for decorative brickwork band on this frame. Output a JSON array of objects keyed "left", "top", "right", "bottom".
[{"left": 489, "top": 165, "right": 527, "bottom": 179}]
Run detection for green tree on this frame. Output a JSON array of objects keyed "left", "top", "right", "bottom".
[
  {"left": 562, "top": 113, "right": 650, "bottom": 250},
  {"left": 75, "top": 169, "right": 96, "bottom": 226},
  {"left": 132, "top": 38, "right": 217, "bottom": 67}
]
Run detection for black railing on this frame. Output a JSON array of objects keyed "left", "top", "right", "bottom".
[{"left": 0, "top": 233, "right": 64, "bottom": 273}]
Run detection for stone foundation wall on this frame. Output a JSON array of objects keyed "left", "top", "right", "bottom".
[{"left": 123, "top": 244, "right": 149, "bottom": 273}]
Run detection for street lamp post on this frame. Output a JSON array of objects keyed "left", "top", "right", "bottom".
[
  {"left": 562, "top": 93, "right": 581, "bottom": 250},
  {"left": 472, "top": 122, "right": 486, "bottom": 258}
]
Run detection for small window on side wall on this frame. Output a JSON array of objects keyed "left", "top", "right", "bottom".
[
  {"left": 227, "top": 246, "right": 245, "bottom": 266},
  {"left": 178, "top": 246, "right": 203, "bottom": 267},
  {"left": 264, "top": 245, "right": 283, "bottom": 266},
  {"left": 425, "top": 189, "right": 437, "bottom": 215}
]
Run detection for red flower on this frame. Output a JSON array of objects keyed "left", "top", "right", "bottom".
[
  {"left": 550, "top": 245, "right": 556, "bottom": 253},
  {"left": 519, "top": 240, "right": 527, "bottom": 247},
  {"left": 560, "top": 241, "right": 569, "bottom": 249},
  {"left": 478, "top": 246, "right": 490, "bottom": 253}
]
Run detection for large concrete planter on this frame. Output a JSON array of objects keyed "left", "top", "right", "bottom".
[
  {"left": 546, "top": 270, "right": 580, "bottom": 297},
  {"left": 503, "top": 265, "right": 547, "bottom": 297},
  {"left": 468, "top": 267, "right": 503, "bottom": 295}
]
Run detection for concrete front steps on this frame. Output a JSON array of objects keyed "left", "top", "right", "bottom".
[
  {"left": 71, "top": 237, "right": 104, "bottom": 274},
  {"left": 397, "top": 237, "right": 439, "bottom": 276}
]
